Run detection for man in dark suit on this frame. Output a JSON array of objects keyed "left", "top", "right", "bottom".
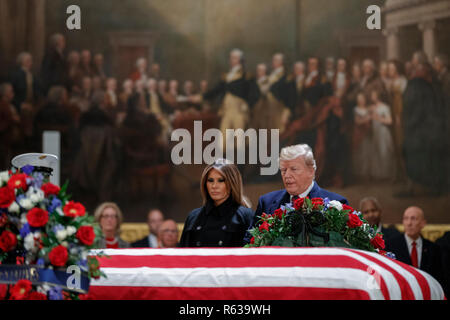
[
  {"left": 359, "top": 196, "right": 400, "bottom": 245},
  {"left": 435, "top": 231, "right": 450, "bottom": 298},
  {"left": 132, "top": 208, "right": 165, "bottom": 248},
  {"left": 40, "top": 33, "right": 68, "bottom": 94},
  {"left": 386, "top": 206, "right": 443, "bottom": 286},
  {"left": 244, "top": 144, "right": 348, "bottom": 243},
  {"left": 10, "top": 52, "right": 42, "bottom": 112}
]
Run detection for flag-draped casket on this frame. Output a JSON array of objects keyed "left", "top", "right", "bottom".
[{"left": 88, "top": 247, "right": 444, "bottom": 300}]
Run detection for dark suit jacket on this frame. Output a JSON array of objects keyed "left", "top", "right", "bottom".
[
  {"left": 244, "top": 181, "right": 348, "bottom": 243},
  {"left": 380, "top": 225, "right": 401, "bottom": 244},
  {"left": 10, "top": 68, "right": 42, "bottom": 111},
  {"left": 203, "top": 72, "right": 250, "bottom": 104},
  {"left": 435, "top": 231, "right": 450, "bottom": 298},
  {"left": 131, "top": 236, "right": 151, "bottom": 248},
  {"left": 180, "top": 205, "right": 254, "bottom": 248},
  {"left": 386, "top": 233, "right": 443, "bottom": 285}
]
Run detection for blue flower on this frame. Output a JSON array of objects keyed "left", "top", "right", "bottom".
[
  {"left": 36, "top": 258, "right": 45, "bottom": 266},
  {"left": 48, "top": 286, "right": 63, "bottom": 300},
  {"left": 386, "top": 252, "right": 397, "bottom": 260},
  {"left": 77, "top": 259, "right": 88, "bottom": 271},
  {"left": 20, "top": 223, "right": 31, "bottom": 238},
  {"left": 52, "top": 224, "right": 65, "bottom": 234},
  {"left": 284, "top": 203, "right": 294, "bottom": 211},
  {"left": 21, "top": 165, "right": 34, "bottom": 175},
  {"left": 31, "top": 172, "right": 44, "bottom": 189},
  {"left": 47, "top": 197, "right": 62, "bottom": 213}
]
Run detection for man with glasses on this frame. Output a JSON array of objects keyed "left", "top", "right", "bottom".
[{"left": 157, "top": 219, "right": 179, "bottom": 248}]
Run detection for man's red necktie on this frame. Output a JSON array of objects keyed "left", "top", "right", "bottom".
[{"left": 411, "top": 241, "right": 418, "bottom": 268}]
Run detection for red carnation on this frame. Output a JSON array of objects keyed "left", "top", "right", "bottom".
[
  {"left": 259, "top": 221, "right": 270, "bottom": 233},
  {"left": 49, "top": 245, "right": 68, "bottom": 267},
  {"left": 347, "top": 213, "right": 363, "bottom": 228},
  {"left": 0, "top": 230, "right": 17, "bottom": 252},
  {"left": 0, "top": 186, "right": 15, "bottom": 209},
  {"left": 293, "top": 197, "right": 305, "bottom": 210},
  {"left": 26, "top": 208, "right": 49, "bottom": 228},
  {"left": 311, "top": 197, "right": 324, "bottom": 209},
  {"left": 250, "top": 237, "right": 255, "bottom": 245},
  {"left": 370, "top": 233, "right": 385, "bottom": 250},
  {"left": 7, "top": 173, "right": 28, "bottom": 191},
  {"left": 342, "top": 204, "right": 355, "bottom": 212},
  {"left": 0, "top": 213, "right": 8, "bottom": 227},
  {"left": 9, "top": 279, "right": 32, "bottom": 300},
  {"left": 63, "top": 201, "right": 86, "bottom": 218},
  {"left": 28, "top": 291, "right": 47, "bottom": 300},
  {"left": 41, "top": 182, "right": 60, "bottom": 197},
  {"left": 273, "top": 208, "right": 284, "bottom": 219},
  {"left": 76, "top": 226, "right": 96, "bottom": 246}
]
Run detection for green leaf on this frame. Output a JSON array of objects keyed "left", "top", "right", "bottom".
[{"left": 272, "top": 237, "right": 295, "bottom": 247}]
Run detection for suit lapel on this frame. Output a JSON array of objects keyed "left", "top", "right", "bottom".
[
  {"left": 270, "top": 190, "right": 290, "bottom": 213},
  {"left": 420, "top": 239, "right": 430, "bottom": 269},
  {"left": 308, "top": 181, "right": 319, "bottom": 198},
  {"left": 398, "top": 236, "right": 412, "bottom": 265}
]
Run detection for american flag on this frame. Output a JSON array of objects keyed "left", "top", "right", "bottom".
[{"left": 88, "top": 247, "right": 444, "bottom": 300}]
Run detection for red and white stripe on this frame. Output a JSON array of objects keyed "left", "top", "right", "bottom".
[{"left": 88, "top": 247, "right": 444, "bottom": 300}]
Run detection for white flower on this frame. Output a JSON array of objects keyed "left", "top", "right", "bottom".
[
  {"left": 20, "top": 213, "right": 28, "bottom": 225},
  {"left": 328, "top": 200, "right": 343, "bottom": 211},
  {"left": 56, "top": 207, "right": 64, "bottom": 216},
  {"left": 24, "top": 233, "right": 39, "bottom": 253},
  {"left": 362, "top": 223, "right": 371, "bottom": 233},
  {"left": 8, "top": 201, "right": 20, "bottom": 214},
  {"left": 61, "top": 241, "right": 69, "bottom": 247},
  {"left": 19, "top": 198, "right": 34, "bottom": 210},
  {"left": 27, "top": 187, "right": 44, "bottom": 204},
  {"left": 81, "top": 251, "right": 88, "bottom": 260},
  {"left": 37, "top": 284, "right": 51, "bottom": 295},
  {"left": 66, "top": 226, "right": 77, "bottom": 236},
  {"left": 29, "top": 192, "right": 44, "bottom": 204},
  {"left": 0, "top": 171, "right": 9, "bottom": 185},
  {"left": 70, "top": 247, "right": 79, "bottom": 255},
  {"left": 56, "top": 230, "right": 68, "bottom": 241}
]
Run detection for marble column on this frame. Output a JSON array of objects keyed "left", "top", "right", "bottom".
[
  {"left": 418, "top": 20, "right": 437, "bottom": 62},
  {"left": 383, "top": 26, "right": 400, "bottom": 60}
]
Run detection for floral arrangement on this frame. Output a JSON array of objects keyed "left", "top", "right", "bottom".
[
  {"left": 245, "top": 197, "right": 395, "bottom": 258},
  {"left": 0, "top": 165, "right": 104, "bottom": 300}
]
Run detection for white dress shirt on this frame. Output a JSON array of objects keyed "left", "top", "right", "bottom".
[
  {"left": 405, "top": 234, "right": 423, "bottom": 267},
  {"left": 289, "top": 181, "right": 315, "bottom": 202},
  {"left": 148, "top": 233, "right": 158, "bottom": 248}
]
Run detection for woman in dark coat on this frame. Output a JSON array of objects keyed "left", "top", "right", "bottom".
[{"left": 179, "top": 159, "right": 254, "bottom": 248}]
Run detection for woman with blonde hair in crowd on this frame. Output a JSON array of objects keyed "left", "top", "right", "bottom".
[
  {"left": 179, "top": 158, "right": 254, "bottom": 248},
  {"left": 94, "top": 202, "right": 130, "bottom": 249}
]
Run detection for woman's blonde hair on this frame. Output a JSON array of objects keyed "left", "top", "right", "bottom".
[
  {"left": 200, "top": 158, "right": 249, "bottom": 208},
  {"left": 94, "top": 202, "right": 124, "bottom": 233}
]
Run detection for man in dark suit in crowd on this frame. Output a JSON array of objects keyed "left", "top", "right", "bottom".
[
  {"left": 244, "top": 144, "right": 348, "bottom": 243},
  {"left": 132, "top": 209, "right": 165, "bottom": 248},
  {"left": 40, "top": 33, "right": 68, "bottom": 94},
  {"left": 435, "top": 231, "right": 450, "bottom": 298},
  {"left": 10, "top": 52, "right": 42, "bottom": 112},
  {"left": 386, "top": 206, "right": 443, "bottom": 286},
  {"left": 359, "top": 196, "right": 400, "bottom": 245}
]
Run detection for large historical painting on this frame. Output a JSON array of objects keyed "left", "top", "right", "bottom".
[{"left": 0, "top": 0, "right": 449, "bottom": 225}]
